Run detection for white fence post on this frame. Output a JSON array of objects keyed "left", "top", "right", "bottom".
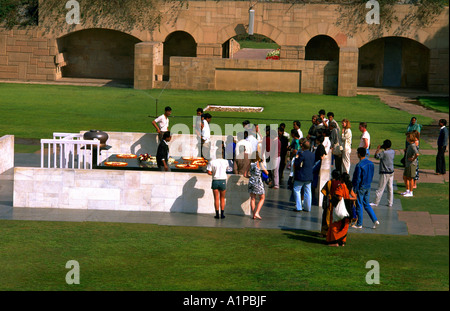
[{"left": 40, "top": 133, "right": 102, "bottom": 169}]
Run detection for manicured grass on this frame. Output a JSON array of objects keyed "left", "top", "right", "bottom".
[
  {"left": 1, "top": 83, "right": 448, "bottom": 292},
  {"left": 0, "top": 83, "right": 434, "bottom": 150},
  {"left": 396, "top": 182, "right": 449, "bottom": 215},
  {"left": 418, "top": 96, "right": 449, "bottom": 114},
  {"left": 0, "top": 220, "right": 448, "bottom": 291}
]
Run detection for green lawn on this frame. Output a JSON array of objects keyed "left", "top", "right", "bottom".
[
  {"left": 418, "top": 96, "right": 449, "bottom": 114},
  {"left": 0, "top": 220, "right": 448, "bottom": 291},
  {"left": 0, "top": 83, "right": 435, "bottom": 151},
  {"left": 1, "top": 82, "right": 448, "bottom": 291},
  {"left": 396, "top": 182, "right": 449, "bottom": 215}
]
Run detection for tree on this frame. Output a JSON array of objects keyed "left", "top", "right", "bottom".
[{"left": 0, "top": 0, "right": 188, "bottom": 31}]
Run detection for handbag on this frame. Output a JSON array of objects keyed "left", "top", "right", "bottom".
[
  {"left": 332, "top": 144, "right": 343, "bottom": 156},
  {"left": 261, "top": 171, "right": 269, "bottom": 182},
  {"left": 333, "top": 197, "right": 349, "bottom": 223}
]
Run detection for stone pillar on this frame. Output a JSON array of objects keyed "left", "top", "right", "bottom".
[
  {"left": 337, "top": 47, "right": 358, "bottom": 97},
  {"left": 280, "top": 45, "right": 305, "bottom": 60},
  {"left": 428, "top": 48, "right": 449, "bottom": 94},
  {"left": 134, "top": 41, "right": 163, "bottom": 90},
  {"left": 196, "top": 43, "right": 222, "bottom": 58}
]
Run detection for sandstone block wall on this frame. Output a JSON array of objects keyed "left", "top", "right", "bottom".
[
  {"left": 0, "top": 29, "right": 56, "bottom": 81},
  {"left": 168, "top": 57, "right": 338, "bottom": 94},
  {"left": 0, "top": 2, "right": 448, "bottom": 95},
  {"left": 429, "top": 48, "right": 449, "bottom": 93}
]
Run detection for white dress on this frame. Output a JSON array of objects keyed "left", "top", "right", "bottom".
[
  {"left": 318, "top": 137, "right": 332, "bottom": 207},
  {"left": 341, "top": 129, "right": 352, "bottom": 174}
]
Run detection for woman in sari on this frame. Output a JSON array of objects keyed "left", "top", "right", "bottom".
[
  {"left": 320, "top": 169, "right": 341, "bottom": 237},
  {"left": 327, "top": 172, "right": 356, "bottom": 247},
  {"left": 342, "top": 172, "right": 358, "bottom": 226}
]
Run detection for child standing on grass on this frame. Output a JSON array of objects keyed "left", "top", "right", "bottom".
[{"left": 402, "top": 133, "right": 420, "bottom": 198}]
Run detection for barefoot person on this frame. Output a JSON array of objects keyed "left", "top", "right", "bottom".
[{"left": 248, "top": 153, "right": 269, "bottom": 219}]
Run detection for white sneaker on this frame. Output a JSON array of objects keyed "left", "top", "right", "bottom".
[
  {"left": 370, "top": 203, "right": 378, "bottom": 207},
  {"left": 403, "top": 192, "right": 413, "bottom": 197},
  {"left": 372, "top": 221, "right": 380, "bottom": 229},
  {"left": 400, "top": 191, "right": 408, "bottom": 195}
]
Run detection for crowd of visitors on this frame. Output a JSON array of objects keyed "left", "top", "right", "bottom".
[{"left": 154, "top": 107, "right": 448, "bottom": 246}]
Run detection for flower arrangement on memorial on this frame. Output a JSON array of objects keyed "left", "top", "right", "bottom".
[
  {"left": 138, "top": 154, "right": 177, "bottom": 165},
  {"left": 138, "top": 153, "right": 154, "bottom": 162},
  {"left": 266, "top": 48, "right": 280, "bottom": 60}
]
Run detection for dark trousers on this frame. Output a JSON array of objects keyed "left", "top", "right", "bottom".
[
  {"left": 279, "top": 154, "right": 287, "bottom": 179},
  {"left": 436, "top": 146, "right": 447, "bottom": 174}
]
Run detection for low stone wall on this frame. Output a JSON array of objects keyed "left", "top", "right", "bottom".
[
  {"left": 168, "top": 57, "right": 339, "bottom": 95},
  {"left": 13, "top": 167, "right": 251, "bottom": 215},
  {"left": 0, "top": 135, "right": 14, "bottom": 174}
]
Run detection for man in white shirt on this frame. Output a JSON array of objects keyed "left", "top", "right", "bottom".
[
  {"left": 359, "top": 122, "right": 371, "bottom": 156},
  {"left": 201, "top": 113, "right": 212, "bottom": 160},
  {"left": 152, "top": 106, "right": 172, "bottom": 142},
  {"left": 318, "top": 109, "right": 328, "bottom": 128},
  {"left": 293, "top": 120, "right": 303, "bottom": 139}
]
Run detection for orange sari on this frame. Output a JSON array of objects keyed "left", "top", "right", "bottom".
[
  {"left": 320, "top": 179, "right": 340, "bottom": 236},
  {"left": 326, "top": 183, "right": 353, "bottom": 246}
]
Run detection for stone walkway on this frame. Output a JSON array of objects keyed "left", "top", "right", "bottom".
[{"left": 358, "top": 87, "right": 449, "bottom": 236}]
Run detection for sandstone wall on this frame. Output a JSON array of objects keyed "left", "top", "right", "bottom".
[
  {"left": 0, "top": 2, "right": 448, "bottom": 95},
  {"left": 167, "top": 57, "right": 338, "bottom": 94}
]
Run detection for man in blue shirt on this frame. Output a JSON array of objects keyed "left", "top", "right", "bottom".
[
  {"left": 293, "top": 140, "right": 315, "bottom": 212},
  {"left": 352, "top": 147, "right": 379, "bottom": 229}
]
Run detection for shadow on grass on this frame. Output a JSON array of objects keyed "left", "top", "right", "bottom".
[{"left": 281, "top": 228, "right": 326, "bottom": 245}]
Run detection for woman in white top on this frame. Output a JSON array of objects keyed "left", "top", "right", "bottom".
[
  {"left": 207, "top": 147, "right": 228, "bottom": 219},
  {"left": 341, "top": 119, "right": 352, "bottom": 174}
]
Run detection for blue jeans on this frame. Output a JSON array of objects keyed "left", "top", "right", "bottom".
[
  {"left": 293, "top": 180, "right": 311, "bottom": 212},
  {"left": 356, "top": 188, "right": 377, "bottom": 226}
]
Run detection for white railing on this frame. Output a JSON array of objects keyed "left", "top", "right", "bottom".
[{"left": 40, "top": 132, "right": 103, "bottom": 169}]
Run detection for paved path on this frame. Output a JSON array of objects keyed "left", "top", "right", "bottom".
[
  {"left": 1, "top": 148, "right": 447, "bottom": 236},
  {"left": 0, "top": 158, "right": 409, "bottom": 236}
]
